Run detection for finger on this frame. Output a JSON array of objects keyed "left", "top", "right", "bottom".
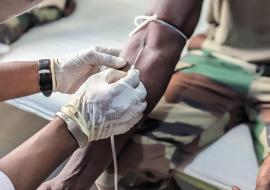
[
  {"left": 256, "top": 186, "right": 270, "bottom": 190},
  {"left": 96, "top": 52, "right": 127, "bottom": 69},
  {"left": 94, "top": 46, "right": 121, "bottom": 56},
  {"left": 127, "top": 102, "right": 147, "bottom": 119},
  {"left": 232, "top": 186, "right": 241, "bottom": 190},
  {"left": 102, "top": 68, "right": 127, "bottom": 83},
  {"left": 77, "top": 49, "right": 127, "bottom": 69},
  {"left": 255, "top": 181, "right": 270, "bottom": 190},
  {"left": 112, "top": 122, "right": 135, "bottom": 136},
  {"left": 117, "top": 110, "right": 144, "bottom": 130},
  {"left": 114, "top": 104, "right": 146, "bottom": 132},
  {"left": 134, "top": 82, "right": 147, "bottom": 101},
  {"left": 119, "top": 69, "right": 140, "bottom": 88}
]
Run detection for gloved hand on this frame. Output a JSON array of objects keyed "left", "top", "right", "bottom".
[
  {"left": 51, "top": 47, "right": 126, "bottom": 93},
  {"left": 56, "top": 68, "right": 147, "bottom": 147}
]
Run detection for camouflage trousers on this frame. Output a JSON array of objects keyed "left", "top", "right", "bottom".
[
  {"left": 0, "top": 0, "right": 76, "bottom": 45},
  {"left": 96, "top": 50, "right": 270, "bottom": 190}
]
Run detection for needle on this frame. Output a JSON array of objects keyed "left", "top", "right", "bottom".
[{"left": 130, "top": 45, "right": 144, "bottom": 70}]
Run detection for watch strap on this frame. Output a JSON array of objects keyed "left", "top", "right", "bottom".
[{"left": 38, "top": 59, "right": 53, "bottom": 97}]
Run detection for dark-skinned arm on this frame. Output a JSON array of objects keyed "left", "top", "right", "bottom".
[
  {"left": 39, "top": 1, "right": 203, "bottom": 189},
  {"left": 0, "top": 117, "right": 78, "bottom": 190}
]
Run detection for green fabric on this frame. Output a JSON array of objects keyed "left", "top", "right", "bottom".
[
  {"left": 178, "top": 51, "right": 268, "bottom": 163},
  {"left": 252, "top": 117, "right": 267, "bottom": 163},
  {"left": 0, "top": 1, "right": 75, "bottom": 45},
  {"left": 181, "top": 51, "right": 253, "bottom": 95}
]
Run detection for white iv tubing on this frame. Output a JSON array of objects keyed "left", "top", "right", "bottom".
[
  {"left": 110, "top": 13, "right": 187, "bottom": 190},
  {"left": 110, "top": 47, "right": 144, "bottom": 190},
  {"left": 110, "top": 136, "right": 118, "bottom": 190}
]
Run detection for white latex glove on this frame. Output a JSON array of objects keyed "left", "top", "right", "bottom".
[
  {"left": 56, "top": 68, "right": 147, "bottom": 147},
  {"left": 51, "top": 47, "right": 126, "bottom": 94}
]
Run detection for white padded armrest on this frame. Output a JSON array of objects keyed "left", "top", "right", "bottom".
[{"left": 183, "top": 124, "right": 259, "bottom": 190}]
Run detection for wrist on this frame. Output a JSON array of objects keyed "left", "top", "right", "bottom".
[
  {"left": 53, "top": 117, "right": 79, "bottom": 149},
  {"left": 56, "top": 112, "right": 88, "bottom": 148}
]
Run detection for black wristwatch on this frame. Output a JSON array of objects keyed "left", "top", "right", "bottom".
[{"left": 38, "top": 59, "right": 53, "bottom": 97}]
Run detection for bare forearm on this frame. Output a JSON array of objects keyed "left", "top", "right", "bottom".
[
  {"left": 123, "top": 0, "right": 202, "bottom": 111},
  {"left": 45, "top": 0, "right": 202, "bottom": 189},
  {"left": 0, "top": 117, "right": 78, "bottom": 190},
  {"left": 0, "top": 61, "right": 40, "bottom": 101}
]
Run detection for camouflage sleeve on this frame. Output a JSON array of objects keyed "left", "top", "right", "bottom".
[{"left": 0, "top": 0, "right": 76, "bottom": 45}]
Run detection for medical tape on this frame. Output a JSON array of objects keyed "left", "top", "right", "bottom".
[{"left": 129, "top": 15, "right": 188, "bottom": 42}]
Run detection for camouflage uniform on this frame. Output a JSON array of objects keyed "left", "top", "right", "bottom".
[
  {"left": 95, "top": 50, "right": 270, "bottom": 190},
  {"left": 0, "top": 0, "right": 76, "bottom": 45},
  {"left": 96, "top": 0, "right": 270, "bottom": 189}
]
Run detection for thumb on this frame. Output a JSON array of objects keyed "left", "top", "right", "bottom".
[
  {"left": 75, "top": 69, "right": 126, "bottom": 93},
  {"left": 100, "top": 68, "right": 127, "bottom": 84},
  {"left": 95, "top": 51, "right": 127, "bottom": 69},
  {"left": 118, "top": 68, "right": 140, "bottom": 88}
]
